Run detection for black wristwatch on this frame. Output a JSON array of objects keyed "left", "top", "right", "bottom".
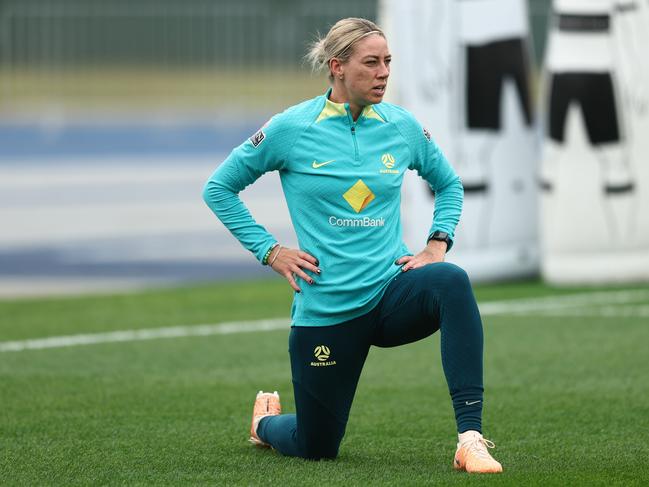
[{"left": 427, "top": 230, "right": 453, "bottom": 252}]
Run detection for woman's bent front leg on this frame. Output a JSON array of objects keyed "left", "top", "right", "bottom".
[{"left": 258, "top": 320, "right": 371, "bottom": 459}]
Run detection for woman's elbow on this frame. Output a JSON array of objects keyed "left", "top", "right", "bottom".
[{"left": 202, "top": 179, "right": 215, "bottom": 205}]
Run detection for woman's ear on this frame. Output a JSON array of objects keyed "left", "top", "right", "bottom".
[{"left": 330, "top": 58, "right": 343, "bottom": 80}]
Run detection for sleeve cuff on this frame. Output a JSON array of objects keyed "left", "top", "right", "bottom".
[{"left": 261, "top": 242, "right": 279, "bottom": 265}]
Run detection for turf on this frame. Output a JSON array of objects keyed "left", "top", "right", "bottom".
[{"left": 1, "top": 278, "right": 648, "bottom": 486}]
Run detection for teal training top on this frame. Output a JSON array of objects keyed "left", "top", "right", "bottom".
[{"left": 203, "top": 88, "right": 463, "bottom": 326}]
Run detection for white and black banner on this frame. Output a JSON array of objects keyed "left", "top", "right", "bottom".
[
  {"left": 380, "top": 0, "right": 539, "bottom": 281},
  {"left": 540, "top": 0, "right": 649, "bottom": 283}
]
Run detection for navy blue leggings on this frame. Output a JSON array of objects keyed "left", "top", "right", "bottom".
[{"left": 257, "top": 262, "right": 484, "bottom": 459}]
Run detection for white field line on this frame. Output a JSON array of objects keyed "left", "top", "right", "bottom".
[
  {"left": 478, "top": 289, "right": 649, "bottom": 315},
  {"left": 533, "top": 304, "right": 649, "bottom": 318},
  {"left": 0, "top": 318, "right": 288, "bottom": 353},
  {"left": 1, "top": 289, "right": 648, "bottom": 353}
]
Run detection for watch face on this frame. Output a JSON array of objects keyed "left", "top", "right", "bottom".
[{"left": 434, "top": 232, "right": 448, "bottom": 240}]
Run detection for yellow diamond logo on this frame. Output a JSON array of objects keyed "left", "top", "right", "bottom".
[{"left": 343, "top": 179, "right": 375, "bottom": 213}]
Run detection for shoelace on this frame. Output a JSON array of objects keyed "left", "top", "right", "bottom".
[{"left": 463, "top": 436, "right": 496, "bottom": 460}]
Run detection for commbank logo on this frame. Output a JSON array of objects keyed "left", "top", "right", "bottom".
[
  {"left": 343, "top": 179, "right": 375, "bottom": 213},
  {"left": 310, "top": 345, "right": 336, "bottom": 367}
]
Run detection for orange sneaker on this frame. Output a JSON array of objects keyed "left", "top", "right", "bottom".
[
  {"left": 453, "top": 430, "right": 503, "bottom": 473},
  {"left": 249, "top": 391, "right": 281, "bottom": 446}
]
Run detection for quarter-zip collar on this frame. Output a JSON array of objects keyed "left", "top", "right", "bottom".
[{"left": 315, "top": 88, "right": 386, "bottom": 125}]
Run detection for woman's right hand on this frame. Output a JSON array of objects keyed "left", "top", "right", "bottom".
[{"left": 269, "top": 246, "right": 320, "bottom": 293}]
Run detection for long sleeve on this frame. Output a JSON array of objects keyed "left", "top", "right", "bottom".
[
  {"left": 402, "top": 117, "right": 464, "bottom": 244},
  {"left": 202, "top": 116, "right": 293, "bottom": 263}
]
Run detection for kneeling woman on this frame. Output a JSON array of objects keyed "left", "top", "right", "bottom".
[{"left": 203, "top": 17, "right": 502, "bottom": 473}]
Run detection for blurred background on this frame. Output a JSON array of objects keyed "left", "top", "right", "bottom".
[{"left": 0, "top": 0, "right": 555, "bottom": 297}]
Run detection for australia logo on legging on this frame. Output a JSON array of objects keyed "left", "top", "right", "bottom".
[{"left": 310, "top": 345, "right": 336, "bottom": 367}]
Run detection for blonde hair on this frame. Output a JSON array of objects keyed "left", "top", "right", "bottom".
[{"left": 306, "top": 18, "right": 385, "bottom": 82}]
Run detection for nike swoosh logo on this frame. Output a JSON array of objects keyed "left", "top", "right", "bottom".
[
  {"left": 312, "top": 159, "right": 335, "bottom": 169},
  {"left": 465, "top": 400, "right": 481, "bottom": 405}
]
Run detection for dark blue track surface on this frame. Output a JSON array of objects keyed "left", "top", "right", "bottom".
[
  {"left": 0, "top": 118, "right": 276, "bottom": 295},
  {"left": 0, "top": 246, "right": 266, "bottom": 282},
  {"left": 0, "top": 120, "right": 261, "bottom": 158}
]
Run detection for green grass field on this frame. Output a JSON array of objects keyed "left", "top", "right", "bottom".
[{"left": 1, "top": 278, "right": 648, "bottom": 486}]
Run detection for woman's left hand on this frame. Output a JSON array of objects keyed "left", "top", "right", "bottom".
[{"left": 395, "top": 240, "right": 446, "bottom": 272}]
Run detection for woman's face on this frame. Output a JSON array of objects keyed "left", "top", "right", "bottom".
[{"left": 338, "top": 34, "right": 391, "bottom": 108}]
